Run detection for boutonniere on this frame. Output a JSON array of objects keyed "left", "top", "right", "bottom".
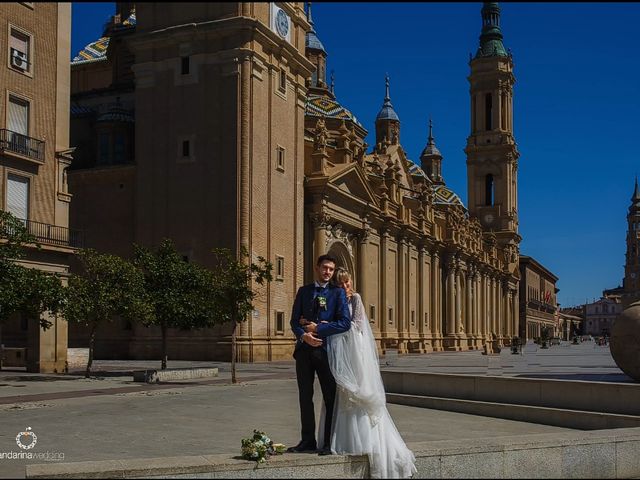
[{"left": 316, "top": 296, "right": 327, "bottom": 310}]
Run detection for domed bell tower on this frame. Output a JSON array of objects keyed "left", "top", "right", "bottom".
[
  {"left": 624, "top": 178, "right": 640, "bottom": 299},
  {"left": 465, "top": 2, "right": 519, "bottom": 248}
]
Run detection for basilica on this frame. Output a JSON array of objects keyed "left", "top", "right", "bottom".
[{"left": 67, "top": 2, "right": 521, "bottom": 361}]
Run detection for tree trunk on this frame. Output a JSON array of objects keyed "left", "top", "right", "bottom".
[
  {"left": 161, "top": 324, "right": 168, "bottom": 370},
  {"left": 0, "top": 323, "right": 3, "bottom": 371},
  {"left": 231, "top": 319, "right": 237, "bottom": 384},
  {"left": 85, "top": 323, "right": 97, "bottom": 378}
]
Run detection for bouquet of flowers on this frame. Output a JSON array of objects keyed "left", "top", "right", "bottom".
[{"left": 240, "top": 430, "right": 286, "bottom": 463}]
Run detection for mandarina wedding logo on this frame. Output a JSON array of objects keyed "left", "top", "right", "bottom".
[
  {"left": 0, "top": 427, "right": 65, "bottom": 461},
  {"left": 16, "top": 427, "right": 37, "bottom": 450}
]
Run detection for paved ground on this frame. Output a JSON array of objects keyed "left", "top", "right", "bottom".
[{"left": 0, "top": 340, "right": 633, "bottom": 478}]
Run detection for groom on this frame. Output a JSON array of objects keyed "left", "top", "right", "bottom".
[{"left": 288, "top": 253, "right": 351, "bottom": 455}]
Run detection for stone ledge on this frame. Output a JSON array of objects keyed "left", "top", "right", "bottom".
[
  {"left": 387, "top": 393, "right": 640, "bottom": 430},
  {"left": 381, "top": 371, "right": 640, "bottom": 416},
  {"left": 25, "top": 428, "right": 640, "bottom": 479},
  {"left": 132, "top": 368, "right": 219, "bottom": 383}
]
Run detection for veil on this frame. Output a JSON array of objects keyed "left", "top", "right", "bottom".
[
  {"left": 328, "top": 292, "right": 387, "bottom": 424},
  {"left": 318, "top": 292, "right": 386, "bottom": 449},
  {"left": 318, "top": 292, "right": 417, "bottom": 478}
]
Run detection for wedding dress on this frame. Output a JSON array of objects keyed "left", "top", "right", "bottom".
[{"left": 318, "top": 292, "right": 417, "bottom": 479}]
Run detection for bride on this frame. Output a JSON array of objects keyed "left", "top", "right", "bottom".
[{"left": 302, "top": 268, "right": 417, "bottom": 478}]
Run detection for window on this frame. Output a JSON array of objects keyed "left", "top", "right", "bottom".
[
  {"left": 9, "top": 27, "right": 32, "bottom": 74},
  {"left": 276, "top": 146, "right": 285, "bottom": 172},
  {"left": 8, "top": 95, "right": 29, "bottom": 136},
  {"left": 278, "top": 69, "right": 286, "bottom": 93},
  {"left": 181, "top": 56, "right": 190, "bottom": 75},
  {"left": 485, "top": 93, "right": 492, "bottom": 131},
  {"left": 275, "top": 311, "right": 285, "bottom": 334},
  {"left": 114, "top": 133, "right": 125, "bottom": 163},
  {"left": 485, "top": 174, "right": 494, "bottom": 206},
  {"left": 98, "top": 132, "right": 110, "bottom": 165},
  {"left": 388, "top": 307, "right": 394, "bottom": 325},
  {"left": 276, "top": 256, "right": 284, "bottom": 280},
  {"left": 424, "top": 312, "right": 429, "bottom": 326},
  {"left": 6, "top": 174, "right": 30, "bottom": 220},
  {"left": 370, "top": 305, "right": 376, "bottom": 323},
  {"left": 411, "top": 310, "right": 416, "bottom": 326},
  {"left": 182, "top": 140, "right": 190, "bottom": 157}
]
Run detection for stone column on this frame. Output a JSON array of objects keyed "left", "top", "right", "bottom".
[
  {"left": 446, "top": 257, "right": 456, "bottom": 336},
  {"left": 465, "top": 269, "right": 473, "bottom": 336},
  {"left": 431, "top": 250, "right": 441, "bottom": 348},
  {"left": 418, "top": 246, "right": 426, "bottom": 346},
  {"left": 357, "top": 229, "right": 369, "bottom": 302},
  {"left": 380, "top": 228, "right": 388, "bottom": 343},
  {"left": 455, "top": 267, "right": 462, "bottom": 335},
  {"left": 397, "top": 235, "right": 406, "bottom": 352}
]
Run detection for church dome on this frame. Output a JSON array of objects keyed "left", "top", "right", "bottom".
[
  {"left": 433, "top": 184, "right": 465, "bottom": 207},
  {"left": 72, "top": 10, "right": 136, "bottom": 65},
  {"left": 375, "top": 75, "right": 399, "bottom": 122},
  {"left": 306, "top": 93, "right": 363, "bottom": 128}
]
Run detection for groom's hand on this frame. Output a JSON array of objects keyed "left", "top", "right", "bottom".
[{"left": 302, "top": 332, "right": 323, "bottom": 347}]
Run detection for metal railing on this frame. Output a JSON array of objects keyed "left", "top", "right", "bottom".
[
  {"left": 1, "top": 216, "right": 83, "bottom": 248},
  {"left": 0, "top": 129, "right": 45, "bottom": 162}
]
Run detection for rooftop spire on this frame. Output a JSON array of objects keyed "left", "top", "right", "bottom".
[
  {"left": 475, "top": 2, "right": 508, "bottom": 58},
  {"left": 307, "top": 1, "right": 313, "bottom": 25},
  {"left": 376, "top": 74, "right": 399, "bottom": 122},
  {"left": 421, "top": 117, "right": 441, "bottom": 157},
  {"left": 305, "top": 2, "right": 326, "bottom": 53}
]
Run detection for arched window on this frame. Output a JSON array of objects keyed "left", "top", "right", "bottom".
[
  {"left": 485, "top": 93, "right": 493, "bottom": 131},
  {"left": 485, "top": 174, "right": 494, "bottom": 206}
]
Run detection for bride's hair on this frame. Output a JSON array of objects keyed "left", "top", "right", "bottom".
[{"left": 333, "top": 267, "right": 356, "bottom": 294}]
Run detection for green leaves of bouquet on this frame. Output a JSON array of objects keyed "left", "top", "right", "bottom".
[{"left": 241, "top": 430, "right": 286, "bottom": 463}]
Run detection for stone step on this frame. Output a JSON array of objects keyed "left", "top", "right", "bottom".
[
  {"left": 132, "top": 367, "right": 219, "bottom": 383},
  {"left": 386, "top": 392, "right": 640, "bottom": 430}
]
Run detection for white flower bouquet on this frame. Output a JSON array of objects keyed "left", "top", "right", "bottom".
[{"left": 241, "top": 430, "right": 286, "bottom": 463}]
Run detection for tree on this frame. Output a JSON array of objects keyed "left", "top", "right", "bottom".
[
  {"left": 0, "top": 211, "right": 64, "bottom": 370},
  {"left": 134, "top": 239, "right": 220, "bottom": 370},
  {"left": 211, "top": 247, "right": 272, "bottom": 384},
  {"left": 64, "top": 249, "right": 152, "bottom": 377}
]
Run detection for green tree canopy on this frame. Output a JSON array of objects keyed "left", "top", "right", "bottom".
[
  {"left": 134, "top": 239, "right": 220, "bottom": 370},
  {"left": 65, "top": 248, "right": 153, "bottom": 377},
  {"left": 211, "top": 247, "right": 272, "bottom": 383}
]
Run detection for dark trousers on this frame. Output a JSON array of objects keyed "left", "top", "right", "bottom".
[{"left": 294, "top": 345, "right": 336, "bottom": 447}]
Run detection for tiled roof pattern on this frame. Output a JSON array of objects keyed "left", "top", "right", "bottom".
[
  {"left": 408, "top": 162, "right": 465, "bottom": 207},
  {"left": 434, "top": 184, "right": 464, "bottom": 207},
  {"left": 305, "top": 94, "right": 363, "bottom": 128},
  {"left": 71, "top": 11, "right": 136, "bottom": 65}
]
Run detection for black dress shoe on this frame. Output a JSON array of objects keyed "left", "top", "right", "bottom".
[
  {"left": 287, "top": 440, "right": 317, "bottom": 453},
  {"left": 317, "top": 446, "right": 332, "bottom": 456}
]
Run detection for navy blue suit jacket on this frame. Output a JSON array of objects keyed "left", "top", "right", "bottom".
[{"left": 290, "top": 283, "right": 351, "bottom": 352}]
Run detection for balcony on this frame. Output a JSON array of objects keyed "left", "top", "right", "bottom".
[
  {"left": 2, "top": 216, "right": 83, "bottom": 249},
  {"left": 0, "top": 129, "right": 45, "bottom": 163}
]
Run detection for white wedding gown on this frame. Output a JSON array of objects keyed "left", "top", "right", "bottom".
[{"left": 318, "top": 293, "right": 417, "bottom": 479}]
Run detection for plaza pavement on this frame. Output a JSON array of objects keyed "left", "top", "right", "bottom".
[{"left": 0, "top": 341, "right": 633, "bottom": 478}]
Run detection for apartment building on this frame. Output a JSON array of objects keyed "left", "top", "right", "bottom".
[{"left": 0, "top": 2, "right": 78, "bottom": 372}]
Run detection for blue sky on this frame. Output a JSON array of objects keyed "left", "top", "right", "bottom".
[{"left": 71, "top": 3, "right": 640, "bottom": 307}]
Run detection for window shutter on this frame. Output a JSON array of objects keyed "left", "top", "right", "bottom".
[
  {"left": 10, "top": 30, "right": 28, "bottom": 55},
  {"left": 8, "top": 96, "right": 29, "bottom": 135},
  {"left": 7, "top": 174, "right": 29, "bottom": 220}
]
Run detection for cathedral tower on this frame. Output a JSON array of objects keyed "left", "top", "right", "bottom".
[
  {"left": 420, "top": 119, "right": 444, "bottom": 184},
  {"left": 465, "top": 2, "right": 519, "bottom": 248},
  {"left": 375, "top": 75, "right": 400, "bottom": 149},
  {"left": 624, "top": 178, "right": 640, "bottom": 297}
]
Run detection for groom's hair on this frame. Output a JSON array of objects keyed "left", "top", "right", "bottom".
[{"left": 316, "top": 253, "right": 337, "bottom": 266}]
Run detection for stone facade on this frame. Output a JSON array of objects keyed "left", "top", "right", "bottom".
[
  {"left": 0, "top": 3, "right": 76, "bottom": 372},
  {"left": 68, "top": 2, "right": 521, "bottom": 361},
  {"left": 518, "top": 255, "right": 558, "bottom": 340},
  {"left": 583, "top": 297, "right": 623, "bottom": 337}
]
